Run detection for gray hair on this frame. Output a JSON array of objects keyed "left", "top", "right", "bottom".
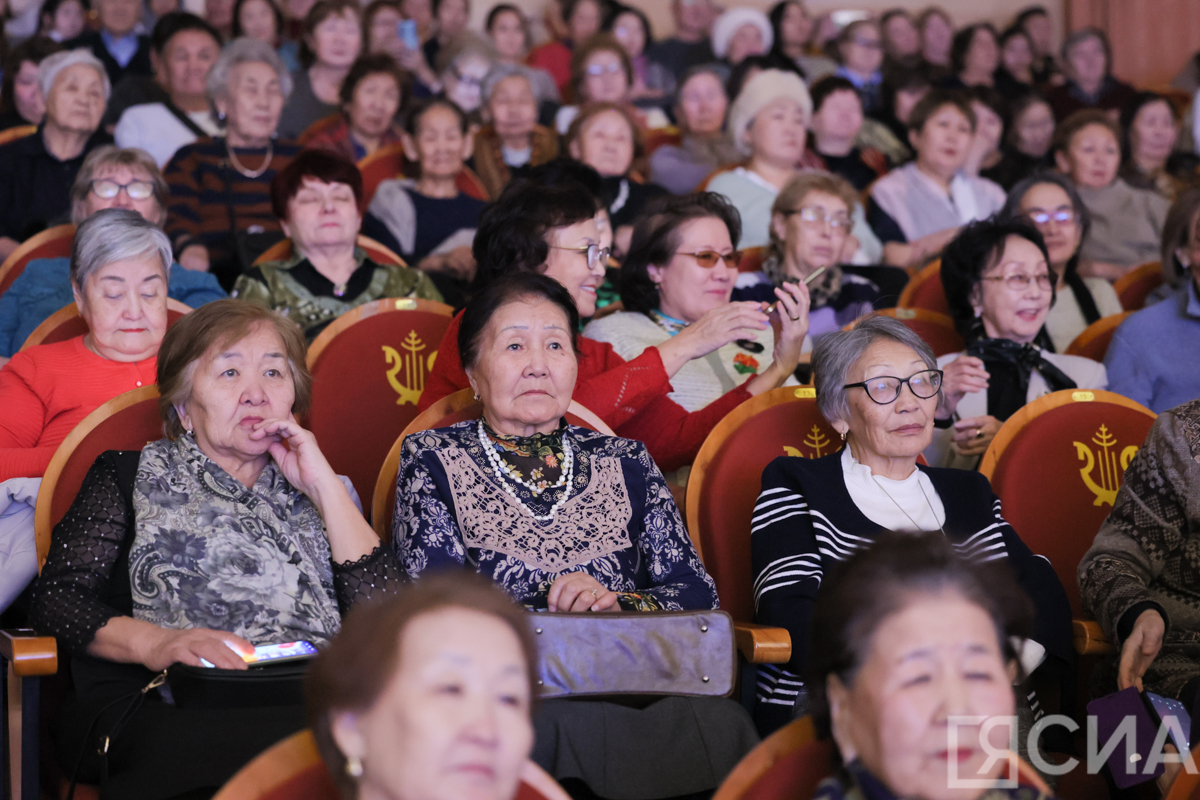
[
  {"left": 70, "top": 208, "right": 173, "bottom": 290},
  {"left": 39, "top": 48, "right": 111, "bottom": 101},
  {"left": 70, "top": 146, "right": 169, "bottom": 226},
  {"left": 812, "top": 314, "right": 938, "bottom": 424},
  {"left": 207, "top": 37, "right": 294, "bottom": 107},
  {"left": 481, "top": 62, "right": 536, "bottom": 107}
]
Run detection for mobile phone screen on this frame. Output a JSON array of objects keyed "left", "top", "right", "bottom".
[
  {"left": 1145, "top": 692, "right": 1192, "bottom": 753},
  {"left": 245, "top": 641, "right": 319, "bottom": 664},
  {"left": 397, "top": 19, "right": 419, "bottom": 50}
]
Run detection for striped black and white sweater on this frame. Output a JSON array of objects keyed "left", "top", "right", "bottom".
[{"left": 750, "top": 451, "right": 1073, "bottom": 733}]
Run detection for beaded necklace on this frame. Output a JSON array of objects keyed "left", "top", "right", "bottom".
[{"left": 477, "top": 420, "right": 575, "bottom": 522}]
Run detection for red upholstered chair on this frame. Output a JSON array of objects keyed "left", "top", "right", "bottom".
[
  {"left": 685, "top": 386, "right": 841, "bottom": 664},
  {"left": 371, "top": 388, "right": 613, "bottom": 541},
  {"left": 896, "top": 259, "right": 949, "bottom": 314},
  {"left": 1164, "top": 750, "right": 1200, "bottom": 800},
  {"left": 296, "top": 113, "right": 342, "bottom": 145},
  {"left": 0, "top": 224, "right": 76, "bottom": 298},
  {"left": 253, "top": 234, "right": 407, "bottom": 267},
  {"left": 643, "top": 125, "right": 682, "bottom": 156},
  {"left": 979, "top": 389, "right": 1156, "bottom": 654},
  {"left": 738, "top": 246, "right": 767, "bottom": 274},
  {"left": 357, "top": 143, "right": 490, "bottom": 206},
  {"left": 1113, "top": 262, "right": 1165, "bottom": 311},
  {"left": 846, "top": 308, "right": 963, "bottom": 357},
  {"left": 18, "top": 298, "right": 192, "bottom": 352},
  {"left": 304, "top": 298, "right": 454, "bottom": 507},
  {"left": 1065, "top": 312, "right": 1133, "bottom": 361},
  {"left": 212, "top": 729, "right": 573, "bottom": 800}
]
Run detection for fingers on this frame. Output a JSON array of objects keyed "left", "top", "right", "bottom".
[
  {"left": 193, "top": 636, "right": 249, "bottom": 670},
  {"left": 547, "top": 573, "right": 610, "bottom": 612},
  {"left": 592, "top": 591, "right": 621, "bottom": 612}
]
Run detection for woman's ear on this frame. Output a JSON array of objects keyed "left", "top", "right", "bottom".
[
  {"left": 831, "top": 418, "right": 850, "bottom": 437},
  {"left": 770, "top": 212, "right": 788, "bottom": 243},
  {"left": 827, "top": 674, "right": 860, "bottom": 762},
  {"left": 71, "top": 281, "right": 85, "bottom": 312},
  {"left": 175, "top": 403, "right": 193, "bottom": 433},
  {"left": 1054, "top": 149, "right": 1071, "bottom": 175},
  {"left": 568, "top": 138, "right": 581, "bottom": 160},
  {"left": 646, "top": 263, "right": 665, "bottom": 287},
  {"left": 461, "top": 124, "right": 477, "bottom": 159},
  {"left": 331, "top": 711, "right": 367, "bottom": 769},
  {"left": 401, "top": 132, "right": 419, "bottom": 163},
  {"left": 907, "top": 127, "right": 921, "bottom": 153},
  {"left": 214, "top": 96, "right": 228, "bottom": 121},
  {"left": 968, "top": 283, "right": 984, "bottom": 317}
]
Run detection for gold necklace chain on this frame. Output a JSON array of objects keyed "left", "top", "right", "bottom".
[{"left": 226, "top": 139, "right": 274, "bottom": 179}]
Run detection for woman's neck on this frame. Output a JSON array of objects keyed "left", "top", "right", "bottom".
[
  {"left": 1075, "top": 75, "right": 1104, "bottom": 96},
  {"left": 1134, "top": 152, "right": 1167, "bottom": 175},
  {"left": 482, "top": 408, "right": 560, "bottom": 437},
  {"left": 81, "top": 332, "right": 156, "bottom": 363},
  {"left": 203, "top": 446, "right": 271, "bottom": 489},
  {"left": 42, "top": 121, "right": 90, "bottom": 161},
  {"left": 915, "top": 159, "right": 955, "bottom": 192},
  {"left": 781, "top": 251, "right": 820, "bottom": 282},
  {"left": 415, "top": 173, "right": 458, "bottom": 198},
  {"left": 351, "top": 127, "right": 383, "bottom": 156},
  {"left": 960, "top": 67, "right": 994, "bottom": 86},
  {"left": 226, "top": 128, "right": 271, "bottom": 149},
  {"left": 749, "top": 156, "right": 798, "bottom": 190},
  {"left": 500, "top": 130, "right": 533, "bottom": 151},
  {"left": 847, "top": 437, "right": 918, "bottom": 481},
  {"left": 309, "top": 62, "right": 350, "bottom": 104},
  {"left": 782, "top": 41, "right": 804, "bottom": 60},
  {"left": 302, "top": 243, "right": 359, "bottom": 286},
  {"left": 172, "top": 91, "right": 209, "bottom": 113}
]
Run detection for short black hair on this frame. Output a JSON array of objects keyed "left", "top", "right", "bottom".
[
  {"left": 949, "top": 22, "right": 997, "bottom": 75},
  {"left": 907, "top": 87, "right": 975, "bottom": 133},
  {"left": 485, "top": 2, "right": 521, "bottom": 31},
  {"left": 807, "top": 530, "right": 1033, "bottom": 743},
  {"left": 232, "top": 0, "right": 283, "bottom": 40},
  {"left": 458, "top": 270, "right": 581, "bottom": 371},
  {"left": 472, "top": 179, "right": 599, "bottom": 290},
  {"left": 151, "top": 11, "right": 221, "bottom": 55},
  {"left": 810, "top": 75, "right": 859, "bottom": 114},
  {"left": 1014, "top": 4, "right": 1049, "bottom": 28},
  {"left": 523, "top": 158, "right": 606, "bottom": 206},
  {"left": 1, "top": 37, "right": 62, "bottom": 115},
  {"left": 338, "top": 52, "right": 409, "bottom": 109},
  {"left": 940, "top": 217, "right": 1052, "bottom": 340},
  {"left": 403, "top": 96, "right": 469, "bottom": 136},
  {"left": 605, "top": 4, "right": 653, "bottom": 48},
  {"left": 620, "top": 192, "right": 742, "bottom": 316}
]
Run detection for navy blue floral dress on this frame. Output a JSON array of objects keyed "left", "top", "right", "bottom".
[{"left": 393, "top": 421, "right": 717, "bottom": 611}]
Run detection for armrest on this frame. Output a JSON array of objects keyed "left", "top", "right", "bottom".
[
  {"left": 1072, "top": 619, "right": 1115, "bottom": 656},
  {"left": 734, "top": 622, "right": 791, "bottom": 664},
  {"left": 0, "top": 630, "right": 57, "bottom": 677}
]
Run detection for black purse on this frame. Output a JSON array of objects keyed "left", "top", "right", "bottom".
[{"left": 166, "top": 660, "right": 310, "bottom": 709}]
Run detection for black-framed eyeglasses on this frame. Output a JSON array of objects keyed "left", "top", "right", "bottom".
[
  {"left": 843, "top": 369, "right": 943, "bottom": 404},
  {"left": 549, "top": 242, "right": 611, "bottom": 268},
  {"left": 90, "top": 179, "right": 155, "bottom": 200}
]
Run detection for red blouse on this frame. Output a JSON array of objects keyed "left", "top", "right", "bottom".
[{"left": 419, "top": 313, "right": 753, "bottom": 471}]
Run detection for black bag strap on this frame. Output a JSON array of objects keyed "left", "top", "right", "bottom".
[
  {"left": 66, "top": 670, "right": 167, "bottom": 800},
  {"left": 1066, "top": 269, "right": 1102, "bottom": 326},
  {"left": 162, "top": 98, "right": 208, "bottom": 138}
]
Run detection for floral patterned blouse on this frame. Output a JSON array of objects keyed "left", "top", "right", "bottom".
[{"left": 392, "top": 422, "right": 718, "bottom": 612}]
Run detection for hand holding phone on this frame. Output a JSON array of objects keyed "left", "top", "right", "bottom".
[{"left": 201, "top": 641, "right": 318, "bottom": 668}]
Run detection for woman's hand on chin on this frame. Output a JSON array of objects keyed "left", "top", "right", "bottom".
[
  {"left": 547, "top": 572, "right": 620, "bottom": 612},
  {"left": 950, "top": 415, "right": 1001, "bottom": 456},
  {"left": 139, "top": 627, "right": 254, "bottom": 671},
  {"left": 937, "top": 355, "right": 989, "bottom": 418},
  {"left": 252, "top": 416, "right": 340, "bottom": 505}
]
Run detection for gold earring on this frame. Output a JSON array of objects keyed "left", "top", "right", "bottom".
[
  {"left": 346, "top": 756, "right": 363, "bottom": 778},
  {"left": 840, "top": 431, "right": 846, "bottom": 441}
]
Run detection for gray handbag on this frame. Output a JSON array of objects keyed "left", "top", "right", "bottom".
[{"left": 530, "top": 610, "right": 737, "bottom": 698}]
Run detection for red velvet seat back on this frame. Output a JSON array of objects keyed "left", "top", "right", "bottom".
[
  {"left": 898, "top": 262, "right": 950, "bottom": 315},
  {"left": 986, "top": 396, "right": 1156, "bottom": 616},
  {"left": 33, "top": 308, "right": 188, "bottom": 349},
  {"left": 872, "top": 309, "right": 963, "bottom": 357},
  {"left": 1115, "top": 263, "right": 1164, "bottom": 311},
  {"left": 305, "top": 300, "right": 454, "bottom": 508},
  {"left": 689, "top": 389, "right": 839, "bottom": 622},
  {"left": 741, "top": 740, "right": 833, "bottom": 800}
]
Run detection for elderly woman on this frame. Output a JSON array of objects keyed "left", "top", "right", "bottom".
[
  {"left": 867, "top": 89, "right": 1006, "bottom": 269},
  {"left": 473, "top": 64, "right": 560, "bottom": 199},
  {"left": 584, "top": 192, "right": 809, "bottom": 414},
  {"left": 1119, "top": 92, "right": 1187, "bottom": 200},
  {"left": 396, "top": 269, "right": 757, "bottom": 800},
  {"left": 0, "top": 147, "right": 226, "bottom": 361},
  {"left": 1105, "top": 189, "right": 1200, "bottom": 413},
  {"left": 233, "top": 150, "right": 441, "bottom": 340},
  {"left": 309, "top": 573, "right": 542, "bottom": 800},
  {"left": 0, "top": 48, "right": 110, "bottom": 261},
  {"left": 485, "top": 3, "right": 559, "bottom": 104},
  {"left": 750, "top": 313, "right": 1072, "bottom": 733},
  {"left": 1044, "top": 28, "right": 1136, "bottom": 121},
  {"left": 985, "top": 93, "right": 1055, "bottom": 191},
  {"left": 810, "top": 532, "right": 1041, "bottom": 800},
  {"left": 711, "top": 7, "right": 772, "bottom": 69},
  {"left": 165, "top": 37, "right": 302, "bottom": 290},
  {"left": 832, "top": 20, "right": 883, "bottom": 117},
  {"left": 1053, "top": 109, "right": 1169, "bottom": 279},
  {"left": 565, "top": 103, "right": 667, "bottom": 256},
  {"left": 1001, "top": 174, "right": 1123, "bottom": 353},
  {"left": 304, "top": 53, "right": 406, "bottom": 161},
  {"left": 554, "top": 34, "right": 670, "bottom": 135},
  {"left": 0, "top": 210, "right": 169, "bottom": 483},
  {"left": 929, "top": 218, "right": 1107, "bottom": 470},
  {"left": 649, "top": 65, "right": 740, "bottom": 195},
  {"left": 437, "top": 41, "right": 496, "bottom": 117},
  {"left": 278, "top": 0, "right": 362, "bottom": 139},
  {"left": 362, "top": 98, "right": 486, "bottom": 296},
  {"left": 30, "top": 297, "right": 400, "bottom": 796},
  {"left": 734, "top": 172, "right": 880, "bottom": 338}
]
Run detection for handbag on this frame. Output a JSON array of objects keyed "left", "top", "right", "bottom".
[
  {"left": 166, "top": 660, "right": 310, "bottom": 709},
  {"left": 530, "top": 609, "right": 737, "bottom": 699}
]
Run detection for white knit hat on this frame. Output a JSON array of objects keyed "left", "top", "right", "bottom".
[
  {"left": 710, "top": 7, "right": 774, "bottom": 60},
  {"left": 728, "top": 69, "right": 812, "bottom": 156}
]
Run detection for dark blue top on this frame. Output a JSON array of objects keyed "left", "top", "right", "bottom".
[
  {"left": 362, "top": 191, "right": 486, "bottom": 264},
  {"left": 0, "top": 126, "right": 112, "bottom": 241}
]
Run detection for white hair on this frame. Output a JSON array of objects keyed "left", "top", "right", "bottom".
[
  {"left": 70, "top": 208, "right": 173, "bottom": 289},
  {"left": 207, "top": 37, "right": 294, "bottom": 105},
  {"left": 38, "top": 48, "right": 111, "bottom": 101}
]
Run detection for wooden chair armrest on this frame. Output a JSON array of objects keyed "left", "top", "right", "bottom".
[
  {"left": 734, "top": 623, "right": 791, "bottom": 664},
  {"left": 1073, "top": 619, "right": 1115, "bottom": 656},
  {"left": 0, "top": 630, "right": 57, "bottom": 677}
]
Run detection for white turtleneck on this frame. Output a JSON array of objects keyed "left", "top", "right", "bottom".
[{"left": 840, "top": 446, "right": 946, "bottom": 532}]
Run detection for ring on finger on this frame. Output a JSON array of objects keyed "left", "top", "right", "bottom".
[
  {"left": 789, "top": 315, "right": 799, "bottom": 321},
  {"left": 590, "top": 588, "right": 598, "bottom": 598},
  {"left": 974, "top": 428, "right": 984, "bottom": 439}
]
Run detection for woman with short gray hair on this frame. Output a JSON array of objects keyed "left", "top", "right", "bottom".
[
  {"left": 748, "top": 312, "right": 1072, "bottom": 736},
  {"left": 165, "top": 37, "right": 301, "bottom": 290},
  {"left": 473, "top": 63, "right": 559, "bottom": 197},
  {"left": 0, "top": 47, "right": 111, "bottom": 261}
]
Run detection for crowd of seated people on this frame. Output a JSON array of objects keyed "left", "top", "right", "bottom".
[{"left": 5, "top": 1, "right": 1200, "bottom": 798}]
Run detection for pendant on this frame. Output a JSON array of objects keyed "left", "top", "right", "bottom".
[{"left": 332, "top": 283, "right": 347, "bottom": 298}]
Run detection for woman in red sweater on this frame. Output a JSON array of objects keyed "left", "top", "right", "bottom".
[
  {"left": 0, "top": 210, "right": 171, "bottom": 481},
  {"left": 420, "top": 179, "right": 810, "bottom": 470}
]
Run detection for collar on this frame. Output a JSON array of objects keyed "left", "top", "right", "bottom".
[
  {"left": 835, "top": 66, "right": 882, "bottom": 88},
  {"left": 841, "top": 445, "right": 921, "bottom": 487},
  {"left": 908, "top": 162, "right": 964, "bottom": 200},
  {"left": 100, "top": 29, "right": 139, "bottom": 47},
  {"left": 650, "top": 309, "right": 689, "bottom": 336},
  {"left": 276, "top": 244, "right": 368, "bottom": 270},
  {"left": 735, "top": 166, "right": 781, "bottom": 195}
]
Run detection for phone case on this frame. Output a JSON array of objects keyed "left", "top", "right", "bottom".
[{"left": 1087, "top": 687, "right": 1165, "bottom": 787}]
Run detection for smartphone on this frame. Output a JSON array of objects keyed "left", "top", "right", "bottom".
[
  {"left": 200, "top": 641, "right": 318, "bottom": 668},
  {"left": 397, "top": 19, "right": 419, "bottom": 51},
  {"left": 1145, "top": 692, "right": 1192, "bottom": 754}
]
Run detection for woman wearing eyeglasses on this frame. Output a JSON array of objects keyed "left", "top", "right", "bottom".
[
  {"left": 749, "top": 312, "right": 1073, "bottom": 735},
  {"left": 553, "top": 34, "right": 670, "bottom": 136},
  {"left": 928, "top": 218, "right": 1107, "bottom": 470},
  {"left": 584, "top": 192, "right": 809, "bottom": 415},
  {"left": 1001, "top": 174, "right": 1123, "bottom": 353}
]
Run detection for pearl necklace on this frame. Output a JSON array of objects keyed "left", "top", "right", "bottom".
[
  {"left": 226, "top": 139, "right": 274, "bottom": 179},
  {"left": 477, "top": 420, "right": 575, "bottom": 522}
]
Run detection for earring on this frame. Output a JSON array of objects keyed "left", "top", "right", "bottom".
[
  {"left": 473, "top": 393, "right": 480, "bottom": 401},
  {"left": 839, "top": 431, "right": 846, "bottom": 442},
  {"left": 346, "top": 757, "right": 363, "bottom": 778}
]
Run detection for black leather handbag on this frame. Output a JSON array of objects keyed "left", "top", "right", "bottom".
[{"left": 166, "top": 660, "right": 310, "bottom": 709}]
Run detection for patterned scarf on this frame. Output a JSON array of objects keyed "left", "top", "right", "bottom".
[
  {"left": 129, "top": 436, "right": 343, "bottom": 646},
  {"left": 761, "top": 253, "right": 845, "bottom": 309},
  {"left": 650, "top": 309, "right": 688, "bottom": 336},
  {"left": 481, "top": 418, "right": 567, "bottom": 493},
  {"left": 966, "top": 337, "right": 1077, "bottom": 422}
]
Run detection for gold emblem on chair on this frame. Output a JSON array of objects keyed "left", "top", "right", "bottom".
[
  {"left": 784, "top": 425, "right": 833, "bottom": 459},
  {"left": 383, "top": 332, "right": 438, "bottom": 406},
  {"left": 1073, "top": 425, "right": 1139, "bottom": 507}
]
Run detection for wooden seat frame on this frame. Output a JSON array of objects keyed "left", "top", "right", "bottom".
[{"left": 0, "top": 224, "right": 76, "bottom": 298}]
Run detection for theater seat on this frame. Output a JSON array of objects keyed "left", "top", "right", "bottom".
[
  {"left": 371, "top": 388, "right": 613, "bottom": 541},
  {"left": 1064, "top": 312, "right": 1133, "bottom": 361},
  {"left": 896, "top": 259, "right": 949, "bottom": 314},
  {"left": 845, "top": 308, "right": 963, "bottom": 357},
  {"left": 1113, "top": 262, "right": 1165, "bottom": 311},
  {"left": 18, "top": 298, "right": 191, "bottom": 352},
  {"left": 357, "top": 143, "right": 491, "bottom": 206},
  {"left": 304, "top": 297, "right": 455, "bottom": 508},
  {"left": 0, "top": 224, "right": 76, "bottom": 298}
]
